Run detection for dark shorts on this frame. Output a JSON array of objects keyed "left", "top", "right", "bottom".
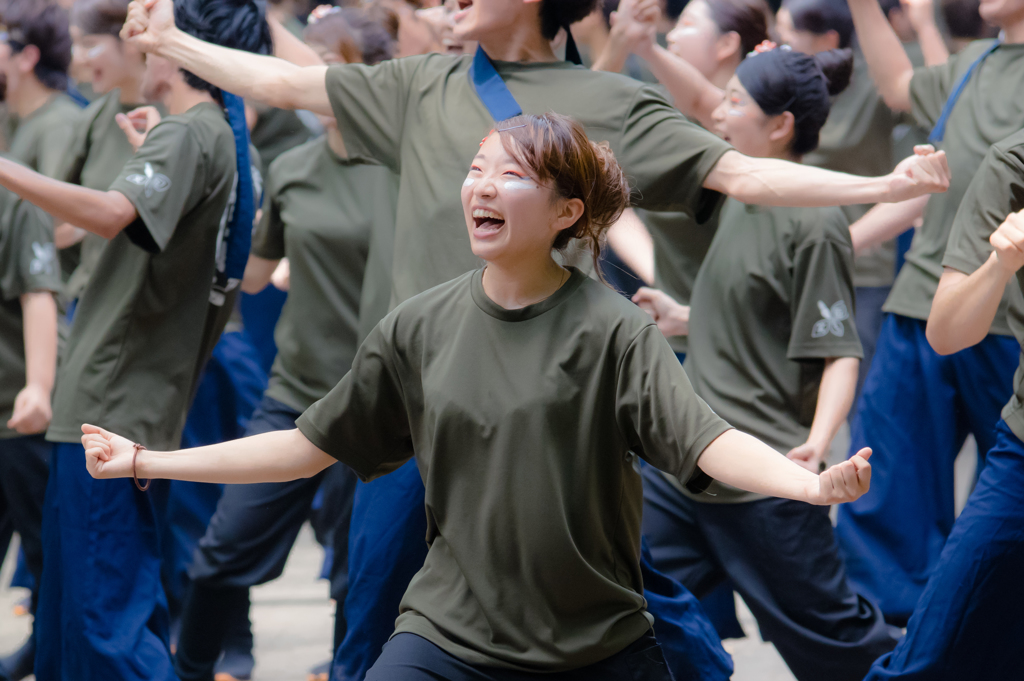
[{"left": 365, "top": 631, "right": 671, "bottom": 681}]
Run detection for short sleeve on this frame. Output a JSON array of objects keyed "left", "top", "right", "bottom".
[
  {"left": 0, "top": 198, "right": 61, "bottom": 301},
  {"left": 250, "top": 159, "right": 285, "bottom": 260},
  {"left": 296, "top": 319, "right": 413, "bottom": 481},
  {"left": 37, "top": 117, "right": 79, "bottom": 179},
  {"left": 944, "top": 144, "right": 1024, "bottom": 275},
  {"left": 109, "top": 121, "right": 203, "bottom": 253},
  {"left": 787, "top": 223, "right": 863, "bottom": 360},
  {"left": 908, "top": 46, "right": 973, "bottom": 131},
  {"left": 616, "top": 87, "right": 732, "bottom": 221},
  {"left": 615, "top": 325, "right": 732, "bottom": 482},
  {"left": 324, "top": 58, "right": 422, "bottom": 172}
]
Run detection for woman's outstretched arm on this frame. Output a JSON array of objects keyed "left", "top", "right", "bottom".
[
  {"left": 82, "top": 424, "right": 337, "bottom": 484},
  {"left": 122, "top": 0, "right": 331, "bottom": 114},
  {"left": 698, "top": 429, "right": 872, "bottom": 505}
]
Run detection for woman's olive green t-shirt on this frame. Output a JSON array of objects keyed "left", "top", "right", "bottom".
[
  {"left": 297, "top": 267, "right": 731, "bottom": 671},
  {"left": 681, "top": 200, "right": 862, "bottom": 503},
  {"left": 943, "top": 129, "right": 1024, "bottom": 441},
  {"left": 251, "top": 136, "right": 398, "bottom": 412}
]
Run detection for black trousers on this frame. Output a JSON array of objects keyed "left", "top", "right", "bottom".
[
  {"left": 0, "top": 434, "right": 50, "bottom": 614},
  {"left": 175, "top": 396, "right": 357, "bottom": 681},
  {"left": 641, "top": 465, "right": 898, "bottom": 681}
]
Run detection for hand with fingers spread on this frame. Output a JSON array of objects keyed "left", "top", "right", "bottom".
[
  {"left": 887, "top": 145, "right": 951, "bottom": 202},
  {"left": 116, "top": 106, "right": 163, "bottom": 152},
  {"left": 82, "top": 423, "right": 140, "bottom": 480},
  {"left": 808, "top": 448, "right": 872, "bottom": 505},
  {"left": 8, "top": 384, "right": 52, "bottom": 435},
  {"left": 990, "top": 208, "right": 1024, "bottom": 275},
  {"left": 121, "top": 0, "right": 177, "bottom": 54}
]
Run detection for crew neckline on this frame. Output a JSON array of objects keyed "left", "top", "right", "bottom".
[{"left": 471, "top": 266, "right": 586, "bottom": 322}]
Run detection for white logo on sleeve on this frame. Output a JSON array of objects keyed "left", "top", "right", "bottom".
[
  {"left": 30, "top": 242, "right": 55, "bottom": 275},
  {"left": 812, "top": 300, "right": 849, "bottom": 338},
  {"left": 126, "top": 162, "right": 171, "bottom": 198}
]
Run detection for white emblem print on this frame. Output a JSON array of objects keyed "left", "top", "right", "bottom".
[
  {"left": 126, "top": 162, "right": 171, "bottom": 198},
  {"left": 812, "top": 300, "right": 849, "bottom": 338},
  {"left": 29, "top": 242, "right": 55, "bottom": 276}
]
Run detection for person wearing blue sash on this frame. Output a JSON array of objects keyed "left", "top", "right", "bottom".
[
  {"left": 0, "top": 1, "right": 269, "bottom": 678},
  {"left": 836, "top": 0, "right": 1024, "bottom": 625},
  {"left": 869, "top": 128, "right": 1024, "bottom": 679},
  {"left": 121, "top": 1, "right": 949, "bottom": 678}
]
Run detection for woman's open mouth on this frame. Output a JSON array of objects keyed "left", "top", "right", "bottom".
[
  {"left": 454, "top": 0, "right": 472, "bottom": 22},
  {"left": 472, "top": 208, "right": 506, "bottom": 236}
]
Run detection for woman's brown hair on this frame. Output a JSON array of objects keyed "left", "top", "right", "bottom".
[
  {"left": 706, "top": 0, "right": 774, "bottom": 56},
  {"left": 495, "top": 113, "right": 631, "bottom": 276}
]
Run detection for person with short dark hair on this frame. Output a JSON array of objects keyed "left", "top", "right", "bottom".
[
  {"left": 838, "top": 0, "right": 1024, "bottom": 626},
  {"left": 0, "top": 0, "right": 271, "bottom": 678},
  {"left": 631, "top": 44, "right": 900, "bottom": 681},
  {"left": 80, "top": 111, "right": 876, "bottom": 681}
]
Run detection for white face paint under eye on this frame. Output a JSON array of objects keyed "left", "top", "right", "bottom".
[
  {"left": 727, "top": 108, "right": 745, "bottom": 117},
  {"left": 504, "top": 180, "right": 537, "bottom": 191},
  {"left": 675, "top": 26, "right": 701, "bottom": 36},
  {"left": 86, "top": 44, "right": 107, "bottom": 59},
  {"left": 463, "top": 178, "right": 476, "bottom": 187}
]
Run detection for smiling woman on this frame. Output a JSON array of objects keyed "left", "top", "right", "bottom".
[{"left": 83, "top": 112, "right": 874, "bottom": 681}]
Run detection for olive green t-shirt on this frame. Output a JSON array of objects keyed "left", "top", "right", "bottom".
[
  {"left": 56, "top": 90, "right": 148, "bottom": 301},
  {"left": 681, "top": 200, "right": 862, "bottom": 504},
  {"left": 297, "top": 267, "right": 730, "bottom": 670},
  {"left": 46, "top": 102, "right": 238, "bottom": 450},
  {"left": 888, "top": 39, "right": 1024, "bottom": 332},
  {"left": 639, "top": 204, "right": 722, "bottom": 354},
  {"left": 251, "top": 137, "right": 398, "bottom": 412},
  {"left": 0, "top": 187, "right": 61, "bottom": 438},
  {"left": 942, "top": 129, "right": 1024, "bottom": 441},
  {"left": 324, "top": 54, "right": 732, "bottom": 308},
  {"left": 804, "top": 51, "right": 897, "bottom": 289},
  {"left": 7, "top": 92, "right": 82, "bottom": 179},
  {"left": 250, "top": 103, "right": 313, "bottom": 168}
]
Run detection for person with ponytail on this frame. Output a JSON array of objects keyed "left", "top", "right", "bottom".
[
  {"left": 632, "top": 44, "right": 901, "bottom": 681},
  {"left": 80, "top": 112, "right": 875, "bottom": 681},
  {"left": 170, "top": 8, "right": 399, "bottom": 681},
  {"left": 0, "top": 1, "right": 271, "bottom": 678}
]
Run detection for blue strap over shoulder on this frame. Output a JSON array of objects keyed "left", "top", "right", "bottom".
[
  {"left": 928, "top": 40, "right": 1000, "bottom": 144},
  {"left": 221, "top": 91, "right": 255, "bottom": 288},
  {"left": 469, "top": 27, "right": 583, "bottom": 123}
]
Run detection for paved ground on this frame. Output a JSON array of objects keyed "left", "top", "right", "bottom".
[{"left": 0, "top": 429, "right": 978, "bottom": 680}]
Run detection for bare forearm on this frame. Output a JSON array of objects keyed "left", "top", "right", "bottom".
[
  {"left": 927, "top": 261, "right": 1008, "bottom": 354},
  {"left": 241, "top": 254, "right": 279, "bottom": 294},
  {"left": 640, "top": 45, "right": 722, "bottom": 129},
  {"left": 917, "top": 23, "right": 950, "bottom": 66},
  {"left": 159, "top": 27, "right": 330, "bottom": 114},
  {"left": 0, "top": 158, "right": 136, "bottom": 238},
  {"left": 138, "top": 429, "right": 336, "bottom": 484},
  {"left": 850, "top": 196, "right": 927, "bottom": 254},
  {"left": 21, "top": 293, "right": 57, "bottom": 393},
  {"left": 847, "top": 0, "right": 915, "bottom": 110},
  {"left": 806, "top": 357, "right": 859, "bottom": 450},
  {"left": 607, "top": 209, "right": 655, "bottom": 284},
  {"left": 591, "top": 29, "right": 632, "bottom": 74},
  {"left": 268, "top": 16, "right": 325, "bottom": 67},
  {"left": 697, "top": 429, "right": 820, "bottom": 503},
  {"left": 706, "top": 152, "right": 892, "bottom": 207}
]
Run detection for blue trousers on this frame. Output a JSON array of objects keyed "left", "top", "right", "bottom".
[
  {"left": 835, "top": 315, "right": 1018, "bottom": 623},
  {"left": 641, "top": 466, "right": 896, "bottom": 681},
  {"left": 332, "top": 460, "right": 733, "bottom": 681},
  {"left": 35, "top": 443, "right": 175, "bottom": 681},
  {"left": 865, "top": 419, "right": 1024, "bottom": 680},
  {"left": 366, "top": 631, "right": 671, "bottom": 681}
]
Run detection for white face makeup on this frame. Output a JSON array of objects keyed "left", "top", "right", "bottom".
[
  {"left": 86, "top": 43, "right": 107, "bottom": 59},
  {"left": 503, "top": 179, "right": 538, "bottom": 191},
  {"left": 463, "top": 177, "right": 476, "bottom": 187}
]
